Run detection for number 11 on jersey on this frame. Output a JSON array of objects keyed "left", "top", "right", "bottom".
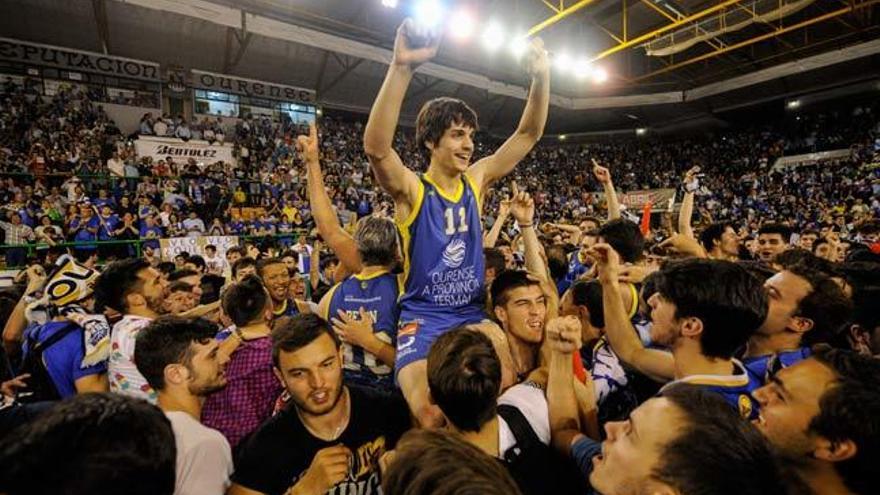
[{"left": 444, "top": 207, "right": 468, "bottom": 235}]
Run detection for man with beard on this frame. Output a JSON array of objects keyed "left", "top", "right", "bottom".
[
  {"left": 94, "top": 258, "right": 168, "bottom": 403},
  {"left": 135, "top": 316, "right": 233, "bottom": 495},
  {"left": 752, "top": 345, "right": 880, "bottom": 495},
  {"left": 229, "top": 314, "right": 410, "bottom": 495},
  {"left": 257, "top": 258, "right": 306, "bottom": 319}
]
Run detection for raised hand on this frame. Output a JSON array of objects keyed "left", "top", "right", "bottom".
[
  {"left": 292, "top": 445, "right": 352, "bottom": 494},
  {"left": 331, "top": 307, "right": 376, "bottom": 349},
  {"left": 509, "top": 182, "right": 535, "bottom": 226},
  {"left": 523, "top": 37, "right": 550, "bottom": 79},
  {"left": 296, "top": 122, "right": 320, "bottom": 164},
  {"left": 587, "top": 243, "right": 622, "bottom": 284},
  {"left": 545, "top": 316, "right": 583, "bottom": 354},
  {"left": 392, "top": 19, "right": 441, "bottom": 69},
  {"left": 591, "top": 159, "right": 611, "bottom": 185}
]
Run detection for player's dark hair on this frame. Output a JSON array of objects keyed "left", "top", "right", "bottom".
[
  {"left": 653, "top": 259, "right": 767, "bottom": 359},
  {"left": 809, "top": 345, "right": 880, "bottom": 495},
  {"left": 758, "top": 223, "right": 792, "bottom": 241},
  {"left": 231, "top": 256, "right": 256, "bottom": 277},
  {"left": 484, "top": 248, "right": 506, "bottom": 276},
  {"left": 598, "top": 219, "right": 645, "bottom": 263},
  {"left": 415, "top": 97, "right": 478, "bottom": 161},
  {"left": 699, "top": 223, "right": 731, "bottom": 252},
  {"left": 354, "top": 216, "right": 398, "bottom": 267},
  {"left": 168, "top": 268, "right": 199, "bottom": 282},
  {"left": 135, "top": 316, "right": 219, "bottom": 390},
  {"left": 93, "top": 258, "right": 151, "bottom": 312},
  {"left": 256, "top": 257, "right": 286, "bottom": 277},
  {"left": 427, "top": 328, "right": 500, "bottom": 432},
  {"left": 382, "top": 429, "right": 522, "bottom": 495},
  {"left": 490, "top": 269, "right": 541, "bottom": 308},
  {"left": 655, "top": 385, "right": 785, "bottom": 495},
  {"left": 186, "top": 255, "right": 206, "bottom": 271},
  {"left": 0, "top": 393, "right": 176, "bottom": 495},
  {"left": 570, "top": 279, "right": 605, "bottom": 329},
  {"left": 271, "top": 314, "right": 339, "bottom": 367},
  {"left": 786, "top": 264, "right": 852, "bottom": 347},
  {"left": 222, "top": 274, "right": 269, "bottom": 327}
]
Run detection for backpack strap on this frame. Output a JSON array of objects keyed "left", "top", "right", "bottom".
[
  {"left": 30, "top": 323, "right": 79, "bottom": 355},
  {"left": 497, "top": 404, "right": 541, "bottom": 464}
]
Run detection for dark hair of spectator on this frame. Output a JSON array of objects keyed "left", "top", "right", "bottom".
[
  {"left": 490, "top": 269, "right": 542, "bottom": 308},
  {"left": 271, "top": 314, "right": 339, "bottom": 367},
  {"left": 598, "top": 219, "right": 645, "bottom": 263},
  {"left": 93, "top": 258, "right": 151, "bottom": 312},
  {"left": 134, "top": 316, "right": 218, "bottom": 390},
  {"left": 222, "top": 274, "right": 269, "bottom": 327}
]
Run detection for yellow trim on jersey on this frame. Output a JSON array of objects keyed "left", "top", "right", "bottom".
[
  {"left": 464, "top": 173, "right": 482, "bottom": 213},
  {"left": 354, "top": 269, "right": 391, "bottom": 281},
  {"left": 660, "top": 360, "right": 751, "bottom": 390},
  {"left": 321, "top": 283, "right": 341, "bottom": 320},
  {"left": 423, "top": 173, "right": 464, "bottom": 203},
  {"left": 273, "top": 299, "right": 289, "bottom": 316},
  {"left": 626, "top": 283, "right": 639, "bottom": 319},
  {"left": 396, "top": 180, "right": 425, "bottom": 297}
]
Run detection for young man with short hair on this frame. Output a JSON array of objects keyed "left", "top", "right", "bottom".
[
  {"left": 363, "top": 19, "right": 550, "bottom": 426},
  {"left": 591, "top": 245, "right": 768, "bottom": 418},
  {"left": 228, "top": 314, "right": 410, "bottom": 495},
  {"left": 743, "top": 264, "right": 852, "bottom": 382},
  {"left": 757, "top": 223, "right": 792, "bottom": 263},
  {"left": 134, "top": 316, "right": 233, "bottom": 495},
  {"left": 94, "top": 258, "right": 169, "bottom": 402},
  {"left": 752, "top": 345, "right": 880, "bottom": 495},
  {"left": 699, "top": 222, "right": 740, "bottom": 261},
  {"left": 257, "top": 258, "right": 305, "bottom": 318}
]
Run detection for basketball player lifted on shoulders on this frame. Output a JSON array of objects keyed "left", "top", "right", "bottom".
[{"left": 364, "top": 19, "right": 550, "bottom": 427}]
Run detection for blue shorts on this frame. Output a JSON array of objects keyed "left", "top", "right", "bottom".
[{"left": 395, "top": 306, "right": 485, "bottom": 373}]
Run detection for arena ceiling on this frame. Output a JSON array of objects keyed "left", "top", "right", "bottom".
[{"left": 0, "top": 0, "right": 878, "bottom": 136}]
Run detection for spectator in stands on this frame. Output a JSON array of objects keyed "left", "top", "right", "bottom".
[
  {"left": 757, "top": 223, "right": 793, "bottom": 263},
  {"left": 0, "top": 210, "right": 34, "bottom": 267},
  {"left": 135, "top": 315, "right": 234, "bottom": 495},
  {"left": 257, "top": 257, "right": 303, "bottom": 318}
]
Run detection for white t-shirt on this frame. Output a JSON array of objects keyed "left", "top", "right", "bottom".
[
  {"left": 109, "top": 315, "right": 157, "bottom": 402},
  {"left": 165, "top": 411, "right": 234, "bottom": 495},
  {"left": 497, "top": 382, "right": 551, "bottom": 457}
]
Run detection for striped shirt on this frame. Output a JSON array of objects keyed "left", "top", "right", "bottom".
[{"left": 0, "top": 221, "right": 35, "bottom": 245}]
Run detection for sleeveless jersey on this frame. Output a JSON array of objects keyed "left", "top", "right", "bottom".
[
  {"left": 324, "top": 271, "right": 400, "bottom": 389},
  {"left": 659, "top": 359, "right": 761, "bottom": 420},
  {"left": 397, "top": 174, "right": 485, "bottom": 328}
]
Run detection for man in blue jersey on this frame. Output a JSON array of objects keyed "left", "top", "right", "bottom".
[
  {"left": 364, "top": 19, "right": 550, "bottom": 425},
  {"left": 591, "top": 245, "right": 769, "bottom": 419},
  {"left": 317, "top": 216, "right": 401, "bottom": 391},
  {"left": 741, "top": 264, "right": 851, "bottom": 383}
]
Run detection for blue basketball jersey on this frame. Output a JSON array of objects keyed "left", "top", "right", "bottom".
[
  {"left": 398, "top": 174, "right": 486, "bottom": 327},
  {"left": 742, "top": 347, "right": 811, "bottom": 384},
  {"left": 324, "top": 271, "right": 400, "bottom": 389},
  {"left": 659, "top": 360, "right": 761, "bottom": 420}
]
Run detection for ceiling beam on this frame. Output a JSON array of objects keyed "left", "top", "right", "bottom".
[
  {"left": 528, "top": 0, "right": 599, "bottom": 36},
  {"left": 91, "top": 0, "right": 112, "bottom": 54}
]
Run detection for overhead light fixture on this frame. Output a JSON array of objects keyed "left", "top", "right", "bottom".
[
  {"left": 787, "top": 99, "right": 801, "bottom": 109},
  {"left": 448, "top": 8, "right": 476, "bottom": 41},
  {"left": 554, "top": 52, "right": 572, "bottom": 73},
  {"left": 636, "top": 128, "right": 647, "bottom": 136},
  {"left": 316, "top": 108, "right": 323, "bottom": 116},
  {"left": 413, "top": 0, "right": 444, "bottom": 29},
  {"left": 381, "top": 0, "right": 398, "bottom": 8},
  {"left": 481, "top": 22, "right": 505, "bottom": 52},
  {"left": 591, "top": 67, "right": 608, "bottom": 83},
  {"left": 559, "top": 134, "right": 567, "bottom": 141},
  {"left": 573, "top": 58, "right": 592, "bottom": 80},
  {"left": 509, "top": 36, "right": 529, "bottom": 59}
]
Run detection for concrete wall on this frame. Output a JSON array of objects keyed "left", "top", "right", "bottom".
[{"left": 101, "top": 102, "right": 161, "bottom": 135}]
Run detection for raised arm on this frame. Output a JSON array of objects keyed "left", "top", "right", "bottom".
[
  {"left": 470, "top": 39, "right": 550, "bottom": 191},
  {"left": 509, "top": 182, "right": 546, "bottom": 280},
  {"left": 592, "top": 160, "right": 620, "bottom": 221},
  {"left": 589, "top": 243, "right": 675, "bottom": 380},
  {"left": 2, "top": 265, "right": 46, "bottom": 356},
  {"left": 678, "top": 167, "right": 699, "bottom": 238},
  {"left": 300, "top": 124, "right": 362, "bottom": 274},
  {"left": 483, "top": 195, "right": 510, "bottom": 248},
  {"left": 363, "top": 20, "right": 433, "bottom": 204}
]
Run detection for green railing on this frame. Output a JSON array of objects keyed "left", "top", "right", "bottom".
[{"left": 0, "top": 231, "right": 310, "bottom": 270}]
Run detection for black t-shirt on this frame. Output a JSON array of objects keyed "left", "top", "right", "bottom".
[{"left": 232, "top": 385, "right": 410, "bottom": 495}]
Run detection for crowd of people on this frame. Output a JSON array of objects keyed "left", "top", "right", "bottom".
[{"left": 1, "top": 19, "right": 880, "bottom": 495}]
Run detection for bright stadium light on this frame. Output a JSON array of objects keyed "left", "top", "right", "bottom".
[
  {"left": 559, "top": 134, "right": 568, "bottom": 141},
  {"left": 481, "top": 22, "right": 505, "bottom": 52},
  {"left": 787, "top": 99, "right": 801, "bottom": 109},
  {"left": 381, "top": 0, "right": 398, "bottom": 8},
  {"left": 573, "top": 58, "right": 592, "bottom": 80},
  {"left": 413, "top": 0, "right": 444, "bottom": 29},
  {"left": 636, "top": 127, "right": 647, "bottom": 136},
  {"left": 509, "top": 36, "right": 529, "bottom": 59},
  {"left": 554, "top": 52, "right": 572, "bottom": 73},
  {"left": 448, "top": 8, "right": 476, "bottom": 41},
  {"left": 591, "top": 67, "right": 608, "bottom": 83}
]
